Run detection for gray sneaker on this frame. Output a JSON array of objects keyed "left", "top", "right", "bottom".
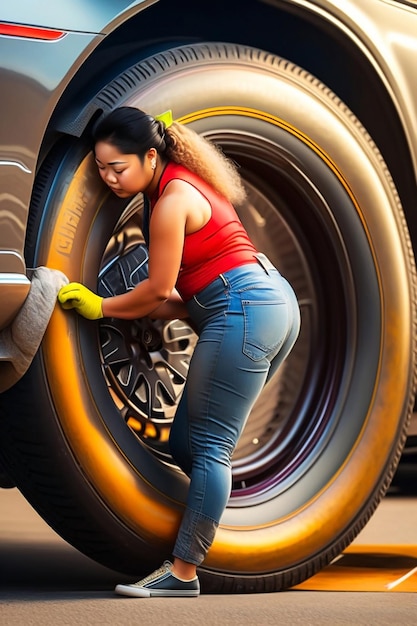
[{"left": 114, "top": 560, "right": 200, "bottom": 598}]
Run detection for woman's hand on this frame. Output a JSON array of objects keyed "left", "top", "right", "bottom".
[{"left": 58, "top": 282, "right": 104, "bottom": 320}]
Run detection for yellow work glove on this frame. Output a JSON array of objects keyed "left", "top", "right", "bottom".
[{"left": 58, "top": 282, "right": 104, "bottom": 320}]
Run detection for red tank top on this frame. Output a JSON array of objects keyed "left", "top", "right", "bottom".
[{"left": 150, "top": 162, "right": 258, "bottom": 301}]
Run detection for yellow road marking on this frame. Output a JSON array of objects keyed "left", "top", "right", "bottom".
[
  {"left": 386, "top": 565, "right": 417, "bottom": 590},
  {"left": 292, "top": 545, "right": 417, "bottom": 592}
]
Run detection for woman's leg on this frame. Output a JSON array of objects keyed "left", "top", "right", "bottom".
[
  {"left": 171, "top": 338, "right": 269, "bottom": 565},
  {"left": 171, "top": 288, "right": 296, "bottom": 566},
  {"left": 169, "top": 386, "right": 192, "bottom": 477}
]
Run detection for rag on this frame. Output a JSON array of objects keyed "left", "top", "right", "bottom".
[{"left": 0, "top": 266, "right": 69, "bottom": 393}]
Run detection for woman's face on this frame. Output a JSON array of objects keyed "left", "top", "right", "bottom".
[{"left": 94, "top": 141, "right": 155, "bottom": 198}]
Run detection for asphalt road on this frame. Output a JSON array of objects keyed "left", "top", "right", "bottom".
[{"left": 1, "top": 460, "right": 416, "bottom": 625}]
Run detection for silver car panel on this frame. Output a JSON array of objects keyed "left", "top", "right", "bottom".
[{"left": 0, "top": 0, "right": 155, "bottom": 328}]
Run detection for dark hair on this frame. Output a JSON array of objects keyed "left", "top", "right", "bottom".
[{"left": 91, "top": 107, "right": 170, "bottom": 161}]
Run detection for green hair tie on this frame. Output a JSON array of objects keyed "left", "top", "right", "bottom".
[{"left": 155, "top": 110, "right": 174, "bottom": 128}]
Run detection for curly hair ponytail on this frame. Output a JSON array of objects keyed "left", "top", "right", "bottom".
[{"left": 164, "top": 122, "right": 246, "bottom": 206}]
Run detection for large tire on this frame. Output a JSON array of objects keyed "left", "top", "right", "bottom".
[{"left": 0, "top": 43, "right": 416, "bottom": 592}]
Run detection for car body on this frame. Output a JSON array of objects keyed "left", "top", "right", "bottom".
[{"left": 0, "top": 0, "right": 416, "bottom": 592}]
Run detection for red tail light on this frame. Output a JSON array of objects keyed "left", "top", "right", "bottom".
[{"left": 0, "top": 22, "right": 66, "bottom": 40}]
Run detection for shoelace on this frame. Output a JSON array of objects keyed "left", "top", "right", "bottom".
[{"left": 133, "top": 560, "right": 172, "bottom": 587}]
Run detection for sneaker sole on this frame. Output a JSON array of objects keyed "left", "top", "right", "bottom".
[{"left": 115, "top": 584, "right": 199, "bottom": 598}]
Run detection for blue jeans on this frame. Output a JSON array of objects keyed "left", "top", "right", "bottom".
[{"left": 169, "top": 260, "right": 300, "bottom": 565}]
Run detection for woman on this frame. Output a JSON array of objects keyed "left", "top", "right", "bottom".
[{"left": 58, "top": 107, "right": 300, "bottom": 597}]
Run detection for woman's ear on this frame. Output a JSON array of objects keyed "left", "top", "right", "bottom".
[{"left": 147, "top": 148, "right": 157, "bottom": 169}]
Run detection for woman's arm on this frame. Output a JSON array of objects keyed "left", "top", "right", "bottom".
[
  {"left": 102, "top": 184, "right": 187, "bottom": 320},
  {"left": 58, "top": 180, "right": 206, "bottom": 322},
  {"left": 148, "top": 289, "right": 189, "bottom": 320}
]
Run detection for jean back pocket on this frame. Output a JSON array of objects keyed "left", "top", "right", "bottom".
[{"left": 242, "top": 299, "right": 288, "bottom": 361}]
